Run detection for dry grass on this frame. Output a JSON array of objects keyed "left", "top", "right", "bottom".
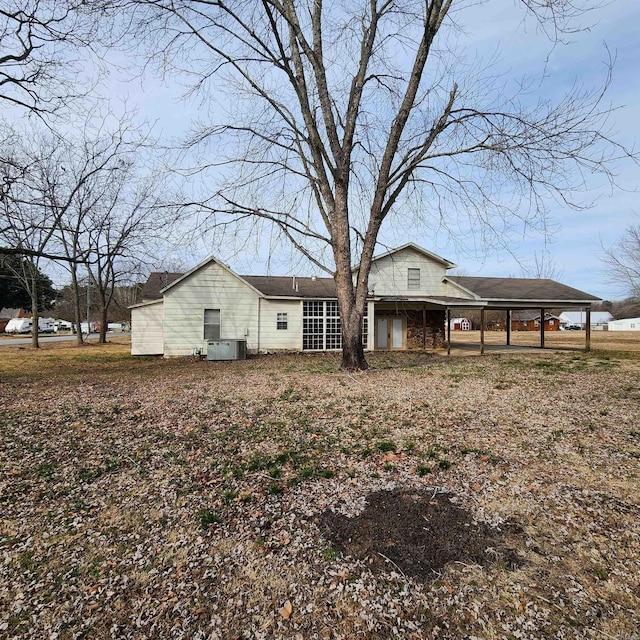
[
  {"left": 449, "top": 329, "right": 640, "bottom": 353},
  {"left": 1, "top": 338, "right": 639, "bottom": 639}
]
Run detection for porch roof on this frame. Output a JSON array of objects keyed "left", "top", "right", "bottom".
[{"left": 446, "top": 276, "right": 599, "bottom": 307}]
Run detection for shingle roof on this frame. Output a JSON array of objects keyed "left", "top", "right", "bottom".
[
  {"left": 241, "top": 275, "right": 336, "bottom": 298},
  {"left": 512, "top": 311, "right": 560, "bottom": 322},
  {"left": 141, "top": 271, "right": 337, "bottom": 299},
  {"left": 141, "top": 272, "right": 184, "bottom": 300},
  {"left": 447, "top": 276, "right": 599, "bottom": 302}
]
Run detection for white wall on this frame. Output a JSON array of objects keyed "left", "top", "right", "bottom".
[
  {"left": 163, "top": 261, "right": 260, "bottom": 356},
  {"left": 259, "top": 299, "right": 302, "bottom": 350},
  {"left": 131, "top": 301, "right": 164, "bottom": 355},
  {"left": 608, "top": 318, "right": 640, "bottom": 331},
  {"left": 367, "top": 247, "right": 449, "bottom": 297}
]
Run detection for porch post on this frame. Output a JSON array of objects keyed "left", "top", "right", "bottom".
[
  {"left": 506, "top": 309, "right": 511, "bottom": 345},
  {"left": 446, "top": 307, "right": 451, "bottom": 356},
  {"left": 480, "top": 308, "right": 485, "bottom": 355},
  {"left": 422, "top": 304, "right": 427, "bottom": 350},
  {"left": 585, "top": 307, "right": 591, "bottom": 352},
  {"left": 540, "top": 307, "right": 545, "bottom": 349}
]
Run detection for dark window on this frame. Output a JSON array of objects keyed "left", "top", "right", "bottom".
[
  {"left": 277, "top": 313, "right": 288, "bottom": 330},
  {"left": 204, "top": 309, "right": 221, "bottom": 340},
  {"left": 408, "top": 268, "right": 420, "bottom": 290}
]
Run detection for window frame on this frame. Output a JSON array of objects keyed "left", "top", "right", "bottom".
[
  {"left": 204, "top": 308, "right": 221, "bottom": 341},
  {"left": 407, "top": 268, "right": 421, "bottom": 290},
  {"left": 277, "top": 312, "right": 288, "bottom": 330}
]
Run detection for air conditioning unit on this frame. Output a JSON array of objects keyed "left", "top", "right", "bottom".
[{"left": 207, "top": 339, "right": 247, "bottom": 361}]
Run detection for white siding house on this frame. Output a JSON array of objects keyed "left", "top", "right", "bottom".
[
  {"left": 131, "top": 300, "right": 164, "bottom": 355},
  {"left": 364, "top": 245, "right": 454, "bottom": 298},
  {"left": 161, "top": 259, "right": 261, "bottom": 357},
  {"left": 608, "top": 317, "right": 640, "bottom": 331},
  {"left": 131, "top": 243, "right": 600, "bottom": 357}
]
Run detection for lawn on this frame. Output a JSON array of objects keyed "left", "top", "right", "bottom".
[{"left": 1, "top": 340, "right": 639, "bottom": 639}]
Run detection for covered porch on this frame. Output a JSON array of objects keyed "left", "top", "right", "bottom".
[{"left": 370, "top": 298, "right": 595, "bottom": 354}]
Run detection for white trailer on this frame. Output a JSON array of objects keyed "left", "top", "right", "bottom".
[
  {"left": 5, "top": 317, "right": 55, "bottom": 334},
  {"left": 5, "top": 318, "right": 32, "bottom": 333}
]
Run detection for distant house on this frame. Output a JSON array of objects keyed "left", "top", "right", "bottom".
[
  {"left": 608, "top": 317, "right": 640, "bottom": 332},
  {"left": 511, "top": 311, "right": 560, "bottom": 332},
  {"left": 449, "top": 317, "right": 471, "bottom": 331},
  {"left": 559, "top": 311, "right": 613, "bottom": 330},
  {"left": 0, "top": 308, "right": 31, "bottom": 333},
  {"left": 130, "top": 244, "right": 600, "bottom": 356}
]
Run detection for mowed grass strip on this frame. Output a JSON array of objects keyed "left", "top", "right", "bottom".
[{"left": 1, "top": 338, "right": 639, "bottom": 638}]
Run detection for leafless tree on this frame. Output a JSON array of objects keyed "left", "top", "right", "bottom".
[
  {"left": 522, "top": 250, "right": 565, "bottom": 281},
  {"left": 602, "top": 222, "right": 640, "bottom": 298},
  {"left": 0, "top": 118, "right": 165, "bottom": 346},
  {"left": 84, "top": 171, "right": 167, "bottom": 344},
  {"left": 111, "top": 0, "right": 636, "bottom": 369},
  {"left": 0, "top": 0, "right": 93, "bottom": 117}
]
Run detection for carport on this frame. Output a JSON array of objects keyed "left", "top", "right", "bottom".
[{"left": 441, "top": 276, "right": 600, "bottom": 355}]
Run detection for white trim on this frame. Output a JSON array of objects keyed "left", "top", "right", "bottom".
[{"left": 129, "top": 299, "right": 164, "bottom": 310}]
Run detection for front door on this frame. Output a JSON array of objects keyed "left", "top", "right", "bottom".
[{"left": 376, "top": 316, "right": 405, "bottom": 350}]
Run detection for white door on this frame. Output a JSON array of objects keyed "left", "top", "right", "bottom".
[
  {"left": 392, "top": 318, "right": 403, "bottom": 348},
  {"left": 376, "top": 318, "right": 388, "bottom": 349},
  {"left": 376, "top": 317, "right": 404, "bottom": 350}
]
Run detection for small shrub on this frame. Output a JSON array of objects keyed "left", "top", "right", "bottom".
[
  {"left": 267, "top": 482, "right": 283, "bottom": 495},
  {"left": 199, "top": 509, "right": 222, "bottom": 529},
  {"left": 416, "top": 464, "right": 432, "bottom": 476},
  {"left": 438, "top": 459, "right": 452, "bottom": 470},
  {"left": 375, "top": 440, "right": 396, "bottom": 453}
]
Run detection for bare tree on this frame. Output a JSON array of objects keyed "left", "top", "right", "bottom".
[
  {"left": 603, "top": 222, "right": 640, "bottom": 298},
  {"left": 522, "top": 250, "right": 565, "bottom": 281},
  {"left": 112, "top": 0, "right": 636, "bottom": 369},
  {"left": 84, "top": 171, "right": 167, "bottom": 344},
  {"left": 0, "top": 120, "right": 157, "bottom": 346},
  {"left": 0, "top": 0, "right": 93, "bottom": 117}
]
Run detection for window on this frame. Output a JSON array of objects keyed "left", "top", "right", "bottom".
[
  {"left": 408, "top": 268, "right": 420, "bottom": 290},
  {"left": 277, "top": 313, "right": 288, "bottom": 330},
  {"left": 204, "top": 309, "right": 220, "bottom": 340},
  {"left": 549, "top": 319, "right": 554, "bottom": 325},
  {"left": 302, "top": 301, "right": 368, "bottom": 350}
]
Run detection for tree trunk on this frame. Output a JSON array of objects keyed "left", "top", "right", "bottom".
[
  {"left": 99, "top": 296, "right": 108, "bottom": 344},
  {"left": 30, "top": 285, "right": 39, "bottom": 349},
  {"left": 340, "top": 311, "right": 367, "bottom": 370},
  {"left": 70, "top": 268, "right": 84, "bottom": 346}
]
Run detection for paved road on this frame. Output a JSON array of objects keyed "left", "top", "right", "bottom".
[{"left": 0, "top": 333, "right": 129, "bottom": 346}]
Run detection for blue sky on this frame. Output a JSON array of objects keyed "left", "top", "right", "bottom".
[{"left": 47, "top": 1, "right": 640, "bottom": 299}]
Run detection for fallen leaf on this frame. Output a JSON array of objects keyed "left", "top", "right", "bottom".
[{"left": 278, "top": 600, "right": 293, "bottom": 619}]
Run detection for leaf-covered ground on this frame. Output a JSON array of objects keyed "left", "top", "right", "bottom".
[{"left": 1, "top": 342, "right": 639, "bottom": 639}]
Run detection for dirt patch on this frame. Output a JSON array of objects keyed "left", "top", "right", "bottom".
[{"left": 320, "top": 488, "right": 523, "bottom": 581}]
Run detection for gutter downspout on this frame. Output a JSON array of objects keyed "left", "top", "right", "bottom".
[{"left": 257, "top": 297, "right": 261, "bottom": 354}]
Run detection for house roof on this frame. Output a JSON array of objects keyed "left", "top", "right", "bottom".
[
  {"left": 141, "top": 272, "right": 183, "bottom": 300},
  {"left": 241, "top": 275, "right": 336, "bottom": 298},
  {"left": 446, "top": 276, "right": 599, "bottom": 304},
  {"left": 512, "top": 311, "right": 560, "bottom": 322},
  {"left": 0, "top": 307, "right": 23, "bottom": 319}
]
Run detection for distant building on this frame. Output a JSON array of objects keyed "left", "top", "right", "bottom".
[
  {"left": 559, "top": 311, "right": 613, "bottom": 330},
  {"left": 449, "top": 317, "right": 471, "bottom": 331},
  {"left": 512, "top": 311, "right": 560, "bottom": 332},
  {"left": 608, "top": 317, "right": 640, "bottom": 332}
]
